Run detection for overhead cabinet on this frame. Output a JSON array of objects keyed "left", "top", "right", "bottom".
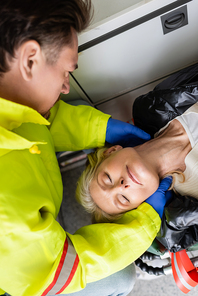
[{"left": 64, "top": 0, "right": 198, "bottom": 121}]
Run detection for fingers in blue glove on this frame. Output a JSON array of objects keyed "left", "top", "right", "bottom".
[
  {"left": 157, "top": 176, "right": 173, "bottom": 192},
  {"left": 145, "top": 176, "right": 173, "bottom": 218},
  {"left": 128, "top": 125, "right": 151, "bottom": 141},
  {"left": 165, "top": 190, "right": 173, "bottom": 204},
  {"left": 106, "top": 118, "right": 151, "bottom": 147}
]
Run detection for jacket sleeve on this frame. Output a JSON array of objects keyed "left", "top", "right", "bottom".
[
  {"left": 64, "top": 203, "right": 161, "bottom": 293},
  {"left": 48, "top": 100, "right": 111, "bottom": 152}
]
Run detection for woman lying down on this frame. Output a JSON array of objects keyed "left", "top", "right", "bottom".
[
  {"left": 77, "top": 105, "right": 194, "bottom": 221},
  {"left": 76, "top": 63, "right": 198, "bottom": 252}
]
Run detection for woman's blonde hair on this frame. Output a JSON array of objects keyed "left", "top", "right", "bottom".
[
  {"left": 163, "top": 171, "right": 185, "bottom": 191},
  {"left": 76, "top": 147, "right": 123, "bottom": 223},
  {"left": 76, "top": 147, "right": 185, "bottom": 223}
]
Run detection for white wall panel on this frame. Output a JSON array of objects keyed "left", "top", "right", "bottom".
[{"left": 64, "top": 0, "right": 198, "bottom": 121}]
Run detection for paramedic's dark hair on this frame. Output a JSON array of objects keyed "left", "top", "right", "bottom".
[{"left": 0, "top": 0, "right": 93, "bottom": 74}]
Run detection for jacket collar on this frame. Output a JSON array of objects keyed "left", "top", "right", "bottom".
[
  {"left": 0, "top": 97, "right": 49, "bottom": 130},
  {"left": 0, "top": 97, "right": 49, "bottom": 156}
]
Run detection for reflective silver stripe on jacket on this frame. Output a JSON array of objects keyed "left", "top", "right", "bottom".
[{"left": 42, "top": 237, "right": 79, "bottom": 295}]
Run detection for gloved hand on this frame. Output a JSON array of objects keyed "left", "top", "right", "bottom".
[
  {"left": 106, "top": 118, "right": 151, "bottom": 147},
  {"left": 145, "top": 177, "right": 173, "bottom": 218}
]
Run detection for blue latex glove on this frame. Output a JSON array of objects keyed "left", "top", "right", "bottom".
[
  {"left": 145, "top": 177, "right": 173, "bottom": 218},
  {"left": 106, "top": 118, "right": 151, "bottom": 147}
]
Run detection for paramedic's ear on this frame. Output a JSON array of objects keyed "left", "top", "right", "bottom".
[
  {"left": 18, "top": 40, "right": 42, "bottom": 81},
  {"left": 103, "top": 145, "right": 123, "bottom": 156}
]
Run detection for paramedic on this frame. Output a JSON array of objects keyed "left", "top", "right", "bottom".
[{"left": 0, "top": 1, "right": 171, "bottom": 295}]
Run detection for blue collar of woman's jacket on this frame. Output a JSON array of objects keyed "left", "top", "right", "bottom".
[{"left": 0, "top": 97, "right": 50, "bottom": 156}]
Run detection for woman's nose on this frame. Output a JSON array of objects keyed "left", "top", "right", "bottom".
[{"left": 120, "top": 179, "right": 130, "bottom": 188}]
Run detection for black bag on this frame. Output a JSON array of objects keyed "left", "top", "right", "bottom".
[
  {"left": 157, "top": 193, "right": 198, "bottom": 252},
  {"left": 133, "top": 62, "right": 198, "bottom": 137}
]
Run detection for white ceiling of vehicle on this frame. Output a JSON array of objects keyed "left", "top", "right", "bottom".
[{"left": 91, "top": 0, "right": 149, "bottom": 25}]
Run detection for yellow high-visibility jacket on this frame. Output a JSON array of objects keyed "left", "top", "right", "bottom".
[{"left": 0, "top": 97, "right": 161, "bottom": 296}]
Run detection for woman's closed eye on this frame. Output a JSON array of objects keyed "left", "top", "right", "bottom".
[
  {"left": 120, "top": 194, "right": 130, "bottom": 205},
  {"left": 104, "top": 172, "right": 112, "bottom": 184}
]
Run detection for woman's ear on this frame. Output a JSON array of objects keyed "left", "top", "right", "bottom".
[
  {"left": 103, "top": 145, "right": 123, "bottom": 156},
  {"left": 18, "top": 40, "right": 42, "bottom": 81}
]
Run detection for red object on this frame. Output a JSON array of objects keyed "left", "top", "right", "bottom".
[{"left": 170, "top": 250, "right": 198, "bottom": 293}]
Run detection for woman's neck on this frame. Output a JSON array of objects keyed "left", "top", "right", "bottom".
[{"left": 134, "top": 119, "right": 192, "bottom": 179}]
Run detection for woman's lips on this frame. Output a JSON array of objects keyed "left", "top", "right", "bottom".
[{"left": 127, "top": 166, "right": 142, "bottom": 185}]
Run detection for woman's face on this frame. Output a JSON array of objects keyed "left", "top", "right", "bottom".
[{"left": 89, "top": 145, "right": 160, "bottom": 215}]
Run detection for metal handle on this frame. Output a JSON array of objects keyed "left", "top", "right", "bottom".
[
  {"left": 164, "top": 13, "right": 185, "bottom": 29},
  {"left": 161, "top": 5, "right": 188, "bottom": 35}
]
